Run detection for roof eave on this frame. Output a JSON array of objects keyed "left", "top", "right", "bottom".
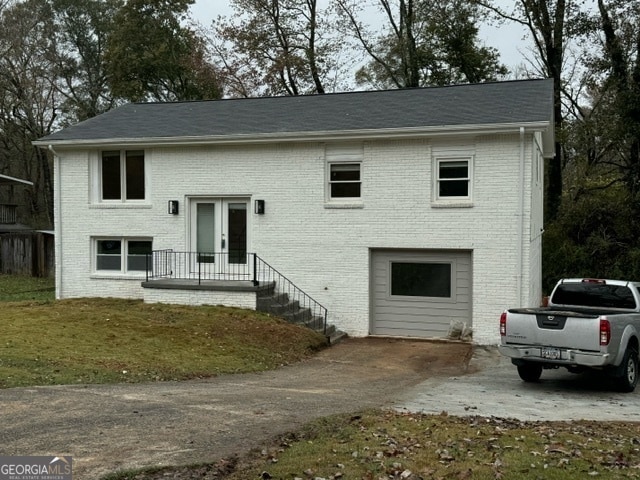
[{"left": 34, "top": 121, "right": 553, "bottom": 149}]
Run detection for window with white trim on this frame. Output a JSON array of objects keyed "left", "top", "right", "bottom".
[
  {"left": 101, "top": 150, "right": 146, "bottom": 201},
  {"left": 325, "top": 143, "right": 364, "bottom": 203},
  {"left": 329, "top": 163, "right": 361, "bottom": 199},
  {"left": 435, "top": 157, "right": 472, "bottom": 201},
  {"left": 95, "top": 238, "right": 152, "bottom": 274}
]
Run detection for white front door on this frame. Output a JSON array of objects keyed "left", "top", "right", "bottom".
[{"left": 190, "top": 198, "right": 249, "bottom": 278}]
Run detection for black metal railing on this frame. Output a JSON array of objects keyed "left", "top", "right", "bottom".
[
  {"left": 145, "top": 250, "right": 256, "bottom": 283},
  {"left": 145, "top": 250, "right": 328, "bottom": 334},
  {"left": 254, "top": 255, "right": 328, "bottom": 335}
]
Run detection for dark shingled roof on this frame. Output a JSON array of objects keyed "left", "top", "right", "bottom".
[{"left": 37, "top": 79, "right": 554, "bottom": 145}]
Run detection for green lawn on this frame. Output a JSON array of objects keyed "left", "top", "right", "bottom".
[
  {"left": 0, "top": 291, "right": 326, "bottom": 388},
  {"left": 0, "top": 273, "right": 55, "bottom": 302}
]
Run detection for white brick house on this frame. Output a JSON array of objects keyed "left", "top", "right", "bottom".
[{"left": 35, "top": 80, "right": 554, "bottom": 345}]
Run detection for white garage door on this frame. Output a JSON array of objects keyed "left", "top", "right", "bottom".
[{"left": 370, "top": 249, "right": 472, "bottom": 338}]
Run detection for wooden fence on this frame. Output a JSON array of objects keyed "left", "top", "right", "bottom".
[{"left": 0, "top": 232, "right": 54, "bottom": 277}]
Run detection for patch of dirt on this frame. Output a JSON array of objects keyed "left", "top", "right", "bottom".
[
  {"left": 0, "top": 338, "right": 474, "bottom": 480},
  {"left": 316, "top": 337, "right": 473, "bottom": 375}
]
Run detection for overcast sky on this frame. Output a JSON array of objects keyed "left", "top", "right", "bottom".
[{"left": 190, "top": 1, "right": 532, "bottom": 75}]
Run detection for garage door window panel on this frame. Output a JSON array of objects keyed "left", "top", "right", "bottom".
[{"left": 391, "top": 262, "right": 453, "bottom": 298}]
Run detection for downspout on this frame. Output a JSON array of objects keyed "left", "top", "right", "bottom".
[
  {"left": 516, "top": 127, "right": 525, "bottom": 306},
  {"left": 49, "top": 145, "right": 62, "bottom": 299}
]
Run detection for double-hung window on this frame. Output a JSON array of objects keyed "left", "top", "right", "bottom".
[
  {"left": 325, "top": 143, "right": 364, "bottom": 204},
  {"left": 95, "top": 238, "right": 152, "bottom": 274},
  {"left": 101, "top": 150, "right": 145, "bottom": 201},
  {"left": 329, "top": 163, "right": 361, "bottom": 199},
  {"left": 435, "top": 156, "right": 472, "bottom": 203}
]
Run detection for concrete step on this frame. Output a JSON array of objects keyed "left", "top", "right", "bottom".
[
  {"left": 282, "top": 307, "right": 313, "bottom": 324},
  {"left": 256, "top": 292, "right": 290, "bottom": 309},
  {"left": 254, "top": 283, "right": 339, "bottom": 343},
  {"left": 299, "top": 315, "right": 326, "bottom": 332},
  {"left": 259, "top": 301, "right": 301, "bottom": 317},
  {"left": 255, "top": 281, "right": 276, "bottom": 296},
  {"left": 328, "top": 329, "right": 348, "bottom": 345}
]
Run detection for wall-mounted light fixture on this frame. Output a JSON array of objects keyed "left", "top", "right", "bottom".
[
  {"left": 168, "top": 200, "right": 179, "bottom": 215},
  {"left": 254, "top": 199, "right": 265, "bottom": 215}
]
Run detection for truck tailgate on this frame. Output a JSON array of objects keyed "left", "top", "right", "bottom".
[{"left": 505, "top": 309, "right": 601, "bottom": 351}]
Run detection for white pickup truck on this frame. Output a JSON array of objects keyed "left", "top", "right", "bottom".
[{"left": 499, "top": 278, "right": 640, "bottom": 392}]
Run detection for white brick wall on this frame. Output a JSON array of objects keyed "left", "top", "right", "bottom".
[
  {"left": 143, "top": 288, "right": 256, "bottom": 309},
  {"left": 55, "top": 132, "right": 542, "bottom": 345}
]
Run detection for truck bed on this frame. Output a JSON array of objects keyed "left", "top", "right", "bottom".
[{"left": 508, "top": 306, "right": 629, "bottom": 317}]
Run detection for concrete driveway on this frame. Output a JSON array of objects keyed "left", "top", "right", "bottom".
[{"left": 396, "top": 345, "right": 640, "bottom": 421}]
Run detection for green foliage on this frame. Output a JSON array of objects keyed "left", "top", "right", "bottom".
[
  {"left": 542, "top": 189, "right": 640, "bottom": 293},
  {"left": 105, "top": 0, "right": 221, "bottom": 101},
  {"left": 50, "top": 0, "right": 122, "bottom": 123},
  {"left": 351, "top": 0, "right": 507, "bottom": 88},
  {"left": 542, "top": 1, "right": 640, "bottom": 292},
  {"left": 0, "top": 297, "right": 327, "bottom": 388}
]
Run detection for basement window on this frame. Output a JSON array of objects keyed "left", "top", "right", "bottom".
[{"left": 95, "top": 238, "right": 152, "bottom": 274}]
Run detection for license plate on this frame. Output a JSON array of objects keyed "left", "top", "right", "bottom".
[{"left": 541, "top": 347, "right": 561, "bottom": 360}]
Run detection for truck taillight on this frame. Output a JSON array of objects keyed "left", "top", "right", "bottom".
[
  {"left": 600, "top": 318, "right": 611, "bottom": 346},
  {"left": 500, "top": 312, "right": 507, "bottom": 336}
]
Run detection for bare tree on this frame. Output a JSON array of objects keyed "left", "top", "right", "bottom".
[
  {"left": 591, "top": 0, "right": 640, "bottom": 200},
  {"left": 475, "top": 0, "right": 588, "bottom": 221},
  {"left": 212, "top": 0, "right": 347, "bottom": 97},
  {"left": 0, "top": 0, "right": 58, "bottom": 227},
  {"left": 336, "top": 0, "right": 507, "bottom": 89}
]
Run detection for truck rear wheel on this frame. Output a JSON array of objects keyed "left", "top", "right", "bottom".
[
  {"left": 517, "top": 363, "right": 542, "bottom": 382},
  {"left": 615, "top": 348, "right": 638, "bottom": 393}
]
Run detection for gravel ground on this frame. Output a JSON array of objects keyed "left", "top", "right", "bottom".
[{"left": 0, "top": 338, "right": 472, "bottom": 480}]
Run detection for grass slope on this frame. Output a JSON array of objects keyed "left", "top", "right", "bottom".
[{"left": 0, "top": 297, "right": 327, "bottom": 388}]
